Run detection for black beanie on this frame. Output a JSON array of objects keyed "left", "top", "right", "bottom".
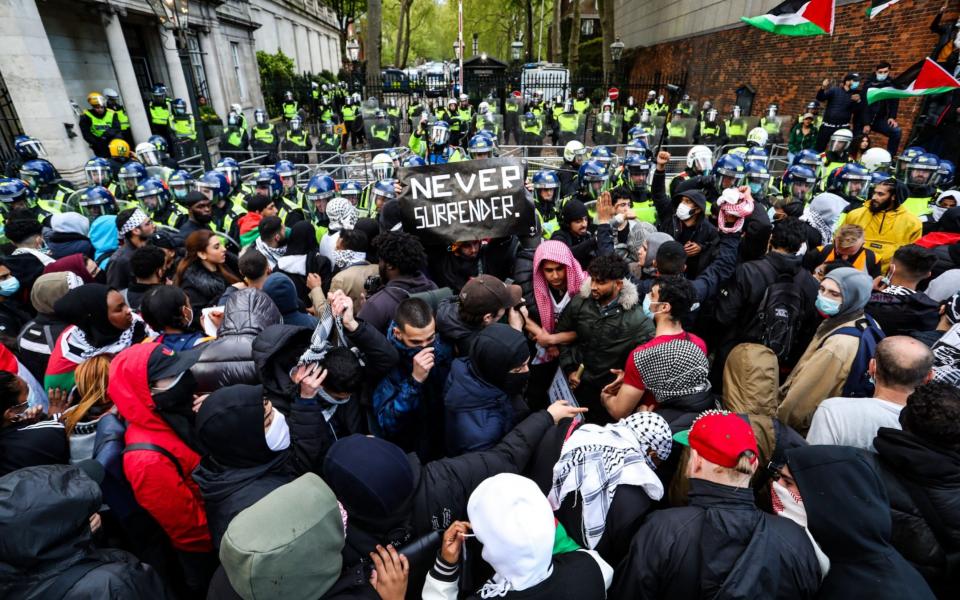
[
  {"left": 246, "top": 194, "right": 272, "bottom": 213},
  {"left": 468, "top": 323, "right": 530, "bottom": 385},
  {"left": 561, "top": 198, "right": 588, "bottom": 224},
  {"left": 323, "top": 434, "right": 415, "bottom": 522}
]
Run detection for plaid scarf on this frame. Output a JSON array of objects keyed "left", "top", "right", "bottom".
[{"left": 547, "top": 412, "right": 672, "bottom": 549}]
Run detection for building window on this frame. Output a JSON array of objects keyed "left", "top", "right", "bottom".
[
  {"left": 186, "top": 32, "right": 209, "bottom": 98},
  {"left": 232, "top": 42, "right": 247, "bottom": 101},
  {"left": 581, "top": 18, "right": 595, "bottom": 37}
]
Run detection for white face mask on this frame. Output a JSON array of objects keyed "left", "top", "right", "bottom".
[
  {"left": 264, "top": 409, "right": 291, "bottom": 451},
  {"left": 932, "top": 205, "right": 948, "bottom": 222},
  {"left": 676, "top": 203, "right": 694, "bottom": 221},
  {"left": 771, "top": 481, "right": 807, "bottom": 527},
  {"left": 875, "top": 72, "right": 888, "bottom": 81}
]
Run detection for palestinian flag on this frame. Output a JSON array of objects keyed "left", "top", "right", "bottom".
[
  {"left": 867, "top": 58, "right": 960, "bottom": 104},
  {"left": 866, "top": 0, "right": 900, "bottom": 18},
  {"left": 741, "top": 0, "right": 835, "bottom": 36}
]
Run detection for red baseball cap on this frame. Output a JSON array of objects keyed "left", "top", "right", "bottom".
[{"left": 673, "top": 410, "right": 758, "bottom": 468}]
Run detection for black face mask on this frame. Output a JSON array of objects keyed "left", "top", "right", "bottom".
[
  {"left": 152, "top": 370, "right": 197, "bottom": 415},
  {"left": 502, "top": 371, "right": 530, "bottom": 395},
  {"left": 193, "top": 211, "right": 214, "bottom": 225}
]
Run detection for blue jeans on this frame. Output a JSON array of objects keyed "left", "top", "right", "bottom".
[{"left": 870, "top": 119, "right": 902, "bottom": 155}]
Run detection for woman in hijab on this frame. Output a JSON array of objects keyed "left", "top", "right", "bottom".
[
  {"left": 778, "top": 267, "right": 875, "bottom": 434},
  {"left": 276, "top": 220, "right": 332, "bottom": 302},
  {"left": 444, "top": 324, "right": 531, "bottom": 456},
  {"left": 45, "top": 284, "right": 151, "bottom": 392},
  {"left": 17, "top": 272, "right": 82, "bottom": 381},
  {"left": 42, "top": 253, "right": 99, "bottom": 284},
  {"left": 318, "top": 197, "right": 358, "bottom": 263},
  {"left": 523, "top": 241, "right": 584, "bottom": 409}
]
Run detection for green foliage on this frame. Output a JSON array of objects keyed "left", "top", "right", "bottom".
[{"left": 258, "top": 50, "right": 342, "bottom": 116}]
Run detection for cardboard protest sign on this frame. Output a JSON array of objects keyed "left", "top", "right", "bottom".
[{"left": 397, "top": 157, "right": 536, "bottom": 244}]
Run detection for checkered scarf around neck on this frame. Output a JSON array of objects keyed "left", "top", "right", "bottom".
[
  {"left": 547, "top": 412, "right": 672, "bottom": 550},
  {"left": 635, "top": 336, "right": 711, "bottom": 400},
  {"left": 296, "top": 303, "right": 364, "bottom": 369},
  {"left": 119, "top": 208, "right": 149, "bottom": 237},
  {"left": 532, "top": 241, "right": 585, "bottom": 333},
  {"left": 66, "top": 313, "right": 152, "bottom": 361}
]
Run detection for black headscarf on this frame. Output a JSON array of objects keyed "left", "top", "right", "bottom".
[
  {"left": 53, "top": 283, "right": 125, "bottom": 348},
  {"left": 284, "top": 221, "right": 319, "bottom": 256},
  {"left": 195, "top": 384, "right": 278, "bottom": 468}
]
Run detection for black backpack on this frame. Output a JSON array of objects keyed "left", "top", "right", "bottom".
[{"left": 748, "top": 261, "right": 804, "bottom": 363}]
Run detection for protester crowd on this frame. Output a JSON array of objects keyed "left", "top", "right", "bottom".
[{"left": 2, "top": 55, "right": 960, "bottom": 600}]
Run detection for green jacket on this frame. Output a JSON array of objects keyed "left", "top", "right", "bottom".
[
  {"left": 556, "top": 278, "right": 655, "bottom": 384},
  {"left": 788, "top": 123, "right": 819, "bottom": 154}
]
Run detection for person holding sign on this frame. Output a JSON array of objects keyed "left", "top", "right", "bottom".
[
  {"left": 600, "top": 277, "right": 712, "bottom": 429},
  {"left": 556, "top": 254, "right": 654, "bottom": 424}
]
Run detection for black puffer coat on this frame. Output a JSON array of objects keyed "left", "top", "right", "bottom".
[
  {"left": 0, "top": 465, "right": 173, "bottom": 599},
  {"left": 178, "top": 260, "right": 232, "bottom": 317},
  {"left": 190, "top": 288, "right": 282, "bottom": 394},
  {"left": 868, "top": 427, "right": 960, "bottom": 599}
]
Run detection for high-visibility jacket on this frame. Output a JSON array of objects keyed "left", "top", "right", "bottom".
[
  {"left": 252, "top": 124, "right": 276, "bottom": 145},
  {"left": 903, "top": 195, "right": 933, "bottom": 218},
  {"left": 282, "top": 101, "right": 298, "bottom": 120},
  {"left": 115, "top": 108, "right": 130, "bottom": 131},
  {"left": 760, "top": 117, "right": 781, "bottom": 136},
  {"left": 83, "top": 109, "right": 117, "bottom": 138},
  {"left": 667, "top": 121, "right": 688, "bottom": 139},
  {"left": 341, "top": 106, "right": 358, "bottom": 123},
  {"left": 573, "top": 99, "right": 590, "bottom": 115},
  {"left": 169, "top": 115, "right": 197, "bottom": 140},
  {"left": 386, "top": 106, "right": 401, "bottom": 119},
  {"left": 371, "top": 124, "right": 393, "bottom": 142},
  {"left": 725, "top": 119, "right": 747, "bottom": 138},
  {"left": 644, "top": 101, "right": 665, "bottom": 115},
  {"left": 149, "top": 102, "right": 171, "bottom": 126},
  {"left": 223, "top": 127, "right": 248, "bottom": 149},
  {"left": 699, "top": 121, "right": 721, "bottom": 138},
  {"left": 285, "top": 130, "right": 310, "bottom": 148},
  {"left": 558, "top": 113, "right": 580, "bottom": 133}
]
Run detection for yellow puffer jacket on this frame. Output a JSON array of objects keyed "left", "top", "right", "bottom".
[{"left": 843, "top": 204, "right": 921, "bottom": 268}]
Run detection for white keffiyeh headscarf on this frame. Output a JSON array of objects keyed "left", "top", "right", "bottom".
[
  {"left": 326, "top": 197, "right": 358, "bottom": 232},
  {"left": 548, "top": 412, "right": 672, "bottom": 549}
]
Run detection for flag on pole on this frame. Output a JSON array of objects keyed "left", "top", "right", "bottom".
[
  {"left": 741, "top": 0, "right": 835, "bottom": 36},
  {"left": 866, "top": 0, "right": 900, "bottom": 18},
  {"left": 867, "top": 58, "right": 960, "bottom": 104}
]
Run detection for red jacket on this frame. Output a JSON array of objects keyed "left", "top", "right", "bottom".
[{"left": 108, "top": 342, "right": 212, "bottom": 553}]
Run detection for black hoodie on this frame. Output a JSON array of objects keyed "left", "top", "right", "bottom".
[
  {"left": 0, "top": 465, "right": 173, "bottom": 598},
  {"left": 787, "top": 445, "right": 936, "bottom": 600},
  {"left": 868, "top": 427, "right": 960, "bottom": 598}
]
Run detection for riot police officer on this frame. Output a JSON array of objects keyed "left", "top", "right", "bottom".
[{"left": 79, "top": 93, "right": 120, "bottom": 158}]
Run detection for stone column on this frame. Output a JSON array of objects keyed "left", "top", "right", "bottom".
[
  {"left": 159, "top": 25, "right": 192, "bottom": 112},
  {"left": 199, "top": 28, "right": 227, "bottom": 120},
  {"left": 102, "top": 9, "right": 151, "bottom": 144},
  {"left": 0, "top": 0, "right": 92, "bottom": 180}
]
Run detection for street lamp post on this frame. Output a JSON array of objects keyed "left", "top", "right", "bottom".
[
  {"left": 346, "top": 37, "right": 360, "bottom": 94},
  {"left": 146, "top": 0, "right": 212, "bottom": 170},
  {"left": 610, "top": 36, "right": 625, "bottom": 88}
]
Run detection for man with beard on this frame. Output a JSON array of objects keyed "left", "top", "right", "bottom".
[
  {"left": 844, "top": 178, "right": 922, "bottom": 268},
  {"left": 106, "top": 208, "right": 156, "bottom": 291},
  {"left": 178, "top": 191, "right": 215, "bottom": 240},
  {"left": 556, "top": 254, "right": 654, "bottom": 423}
]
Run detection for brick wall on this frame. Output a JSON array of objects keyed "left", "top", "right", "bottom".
[{"left": 627, "top": 0, "right": 948, "bottom": 152}]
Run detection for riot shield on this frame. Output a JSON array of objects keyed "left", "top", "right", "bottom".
[
  {"left": 760, "top": 115, "right": 790, "bottom": 143},
  {"left": 664, "top": 116, "right": 696, "bottom": 145},
  {"left": 366, "top": 117, "right": 396, "bottom": 150},
  {"left": 557, "top": 112, "right": 586, "bottom": 146},
  {"left": 146, "top": 165, "right": 173, "bottom": 184},
  {"left": 724, "top": 116, "right": 759, "bottom": 145},
  {"left": 592, "top": 113, "right": 622, "bottom": 147},
  {"left": 361, "top": 98, "right": 380, "bottom": 121},
  {"left": 475, "top": 113, "right": 504, "bottom": 140}
]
